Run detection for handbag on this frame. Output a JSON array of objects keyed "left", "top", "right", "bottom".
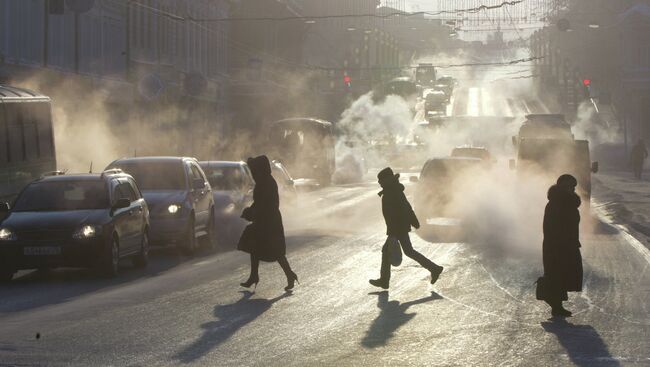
[
  {"left": 535, "top": 276, "right": 547, "bottom": 301},
  {"left": 386, "top": 236, "right": 402, "bottom": 267}
]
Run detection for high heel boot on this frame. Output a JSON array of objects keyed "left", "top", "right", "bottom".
[
  {"left": 240, "top": 276, "right": 259, "bottom": 290},
  {"left": 285, "top": 272, "right": 299, "bottom": 291}
]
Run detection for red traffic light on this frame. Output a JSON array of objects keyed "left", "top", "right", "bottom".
[
  {"left": 343, "top": 75, "right": 351, "bottom": 84},
  {"left": 582, "top": 79, "right": 591, "bottom": 86}
]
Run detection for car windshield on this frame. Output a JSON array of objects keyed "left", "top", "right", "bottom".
[
  {"left": 111, "top": 162, "right": 186, "bottom": 190},
  {"left": 203, "top": 167, "right": 243, "bottom": 191},
  {"left": 13, "top": 180, "right": 109, "bottom": 211}
]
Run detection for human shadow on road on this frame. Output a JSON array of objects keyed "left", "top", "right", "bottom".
[
  {"left": 175, "top": 290, "right": 292, "bottom": 363},
  {"left": 541, "top": 318, "right": 620, "bottom": 367},
  {"left": 362, "top": 291, "right": 442, "bottom": 348}
]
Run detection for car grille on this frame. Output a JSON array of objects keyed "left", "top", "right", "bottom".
[{"left": 17, "top": 230, "right": 71, "bottom": 242}]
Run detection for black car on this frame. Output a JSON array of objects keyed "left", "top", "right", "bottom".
[
  {"left": 199, "top": 161, "right": 254, "bottom": 248},
  {"left": 0, "top": 170, "right": 150, "bottom": 281},
  {"left": 107, "top": 157, "right": 215, "bottom": 254}
]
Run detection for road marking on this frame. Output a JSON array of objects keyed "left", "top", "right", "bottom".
[
  {"left": 467, "top": 87, "right": 480, "bottom": 116},
  {"left": 481, "top": 87, "right": 493, "bottom": 116},
  {"left": 593, "top": 204, "right": 650, "bottom": 266}
]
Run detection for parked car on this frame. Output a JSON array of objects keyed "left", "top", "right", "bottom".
[
  {"left": 106, "top": 157, "right": 215, "bottom": 254},
  {"left": 271, "top": 160, "right": 298, "bottom": 203},
  {"left": 0, "top": 170, "right": 149, "bottom": 281},
  {"left": 199, "top": 161, "right": 254, "bottom": 248}
]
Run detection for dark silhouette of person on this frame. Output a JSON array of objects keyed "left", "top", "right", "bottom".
[
  {"left": 174, "top": 291, "right": 291, "bottom": 363},
  {"left": 237, "top": 155, "right": 298, "bottom": 291},
  {"left": 541, "top": 174, "right": 583, "bottom": 317},
  {"left": 630, "top": 139, "right": 648, "bottom": 179},
  {"left": 362, "top": 291, "right": 442, "bottom": 348},
  {"left": 369, "top": 167, "right": 443, "bottom": 289}
]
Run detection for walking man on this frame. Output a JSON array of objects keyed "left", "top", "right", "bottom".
[
  {"left": 631, "top": 139, "right": 648, "bottom": 180},
  {"left": 369, "top": 167, "right": 443, "bottom": 289}
]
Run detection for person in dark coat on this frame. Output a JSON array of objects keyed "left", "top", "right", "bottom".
[
  {"left": 369, "top": 167, "right": 443, "bottom": 289},
  {"left": 542, "top": 174, "right": 583, "bottom": 317},
  {"left": 631, "top": 139, "right": 648, "bottom": 179},
  {"left": 238, "top": 155, "right": 298, "bottom": 291}
]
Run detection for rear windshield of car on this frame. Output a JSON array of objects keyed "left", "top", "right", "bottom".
[
  {"left": 202, "top": 167, "right": 243, "bottom": 191},
  {"left": 13, "top": 180, "right": 109, "bottom": 211},
  {"left": 111, "top": 162, "right": 186, "bottom": 190}
]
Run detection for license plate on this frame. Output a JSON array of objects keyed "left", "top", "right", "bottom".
[{"left": 24, "top": 246, "right": 62, "bottom": 256}]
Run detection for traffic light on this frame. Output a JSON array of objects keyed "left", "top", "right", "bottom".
[
  {"left": 343, "top": 74, "right": 352, "bottom": 88},
  {"left": 581, "top": 79, "right": 591, "bottom": 98}
]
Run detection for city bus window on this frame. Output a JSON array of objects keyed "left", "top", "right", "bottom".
[
  {"left": 8, "top": 125, "right": 24, "bottom": 162},
  {"left": 0, "top": 106, "right": 7, "bottom": 165},
  {"left": 34, "top": 103, "right": 54, "bottom": 158},
  {"left": 23, "top": 123, "right": 39, "bottom": 161}
]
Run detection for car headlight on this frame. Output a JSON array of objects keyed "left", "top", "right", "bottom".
[
  {"left": 0, "top": 228, "right": 16, "bottom": 241},
  {"left": 168, "top": 204, "right": 181, "bottom": 214},
  {"left": 73, "top": 225, "right": 100, "bottom": 240}
]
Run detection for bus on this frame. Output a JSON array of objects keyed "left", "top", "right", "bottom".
[
  {"left": 0, "top": 85, "right": 56, "bottom": 202},
  {"left": 416, "top": 64, "right": 436, "bottom": 88},
  {"left": 267, "top": 118, "right": 336, "bottom": 185}
]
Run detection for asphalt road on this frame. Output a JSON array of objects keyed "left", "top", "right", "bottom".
[{"left": 0, "top": 177, "right": 648, "bottom": 366}]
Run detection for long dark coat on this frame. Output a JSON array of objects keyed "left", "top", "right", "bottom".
[
  {"left": 542, "top": 184, "right": 583, "bottom": 300},
  {"left": 237, "top": 156, "right": 286, "bottom": 262},
  {"left": 379, "top": 178, "right": 420, "bottom": 236}
]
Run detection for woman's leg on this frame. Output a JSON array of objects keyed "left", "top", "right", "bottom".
[
  {"left": 278, "top": 256, "right": 298, "bottom": 290},
  {"left": 240, "top": 254, "right": 259, "bottom": 288},
  {"left": 247, "top": 254, "right": 260, "bottom": 281},
  {"left": 277, "top": 256, "right": 294, "bottom": 278}
]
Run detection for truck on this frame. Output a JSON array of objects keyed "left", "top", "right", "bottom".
[{"left": 510, "top": 114, "right": 598, "bottom": 203}]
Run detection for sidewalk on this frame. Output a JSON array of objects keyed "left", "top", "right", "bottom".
[{"left": 592, "top": 169, "right": 650, "bottom": 249}]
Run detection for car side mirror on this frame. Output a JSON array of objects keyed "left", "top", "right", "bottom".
[
  {"left": 0, "top": 202, "right": 10, "bottom": 213},
  {"left": 287, "top": 179, "right": 294, "bottom": 185},
  {"left": 591, "top": 161, "right": 599, "bottom": 173},
  {"left": 113, "top": 198, "right": 130, "bottom": 210},
  {"left": 409, "top": 176, "right": 419, "bottom": 183},
  {"left": 192, "top": 178, "right": 205, "bottom": 190},
  {"left": 509, "top": 159, "right": 516, "bottom": 170}
]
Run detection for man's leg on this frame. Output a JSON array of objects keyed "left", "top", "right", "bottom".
[
  {"left": 370, "top": 239, "right": 392, "bottom": 289},
  {"left": 398, "top": 234, "right": 443, "bottom": 284},
  {"left": 398, "top": 234, "right": 437, "bottom": 269}
]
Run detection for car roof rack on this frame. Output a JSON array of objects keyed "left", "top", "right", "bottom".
[
  {"left": 41, "top": 170, "right": 66, "bottom": 177},
  {"left": 101, "top": 168, "right": 124, "bottom": 177}
]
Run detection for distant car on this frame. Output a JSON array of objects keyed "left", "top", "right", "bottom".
[
  {"left": 433, "top": 76, "right": 456, "bottom": 97},
  {"left": 0, "top": 170, "right": 150, "bottom": 281},
  {"left": 106, "top": 157, "right": 215, "bottom": 255},
  {"left": 414, "top": 157, "right": 488, "bottom": 219},
  {"left": 271, "top": 160, "right": 298, "bottom": 203},
  {"left": 451, "top": 147, "right": 494, "bottom": 162},
  {"left": 425, "top": 90, "right": 448, "bottom": 115},
  {"left": 199, "top": 161, "right": 254, "bottom": 248}
]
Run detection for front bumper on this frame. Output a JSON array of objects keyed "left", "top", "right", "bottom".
[
  {"left": 0, "top": 237, "right": 106, "bottom": 272},
  {"left": 148, "top": 215, "right": 191, "bottom": 245}
]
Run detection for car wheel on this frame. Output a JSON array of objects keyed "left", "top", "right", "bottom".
[
  {"left": 180, "top": 219, "right": 196, "bottom": 256},
  {"left": 0, "top": 270, "right": 14, "bottom": 282},
  {"left": 100, "top": 236, "right": 120, "bottom": 278},
  {"left": 133, "top": 231, "right": 149, "bottom": 268}
]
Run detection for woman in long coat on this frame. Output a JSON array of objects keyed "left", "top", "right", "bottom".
[
  {"left": 542, "top": 174, "right": 583, "bottom": 317},
  {"left": 238, "top": 155, "right": 298, "bottom": 291}
]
